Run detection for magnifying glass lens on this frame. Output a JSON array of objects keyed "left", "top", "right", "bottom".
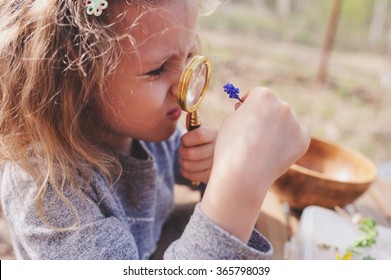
[
  {"left": 178, "top": 55, "right": 211, "bottom": 112},
  {"left": 186, "top": 63, "right": 207, "bottom": 107}
]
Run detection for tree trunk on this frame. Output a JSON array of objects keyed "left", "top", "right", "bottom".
[
  {"left": 317, "top": 0, "right": 343, "bottom": 84},
  {"left": 276, "top": 0, "right": 292, "bottom": 18},
  {"left": 293, "top": 0, "right": 311, "bottom": 14},
  {"left": 368, "top": 0, "right": 388, "bottom": 46}
]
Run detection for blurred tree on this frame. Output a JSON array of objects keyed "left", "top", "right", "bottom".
[
  {"left": 250, "top": 0, "right": 268, "bottom": 10},
  {"left": 368, "top": 0, "right": 388, "bottom": 45},
  {"left": 277, "top": 0, "right": 292, "bottom": 18},
  {"left": 317, "top": 0, "right": 343, "bottom": 84},
  {"left": 292, "top": 0, "right": 311, "bottom": 14},
  {"left": 202, "top": 0, "right": 391, "bottom": 53}
]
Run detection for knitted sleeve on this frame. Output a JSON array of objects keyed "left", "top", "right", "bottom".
[{"left": 164, "top": 203, "right": 273, "bottom": 260}]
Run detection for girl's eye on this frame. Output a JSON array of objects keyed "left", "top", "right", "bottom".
[
  {"left": 146, "top": 65, "right": 166, "bottom": 77},
  {"left": 186, "top": 52, "right": 196, "bottom": 62}
]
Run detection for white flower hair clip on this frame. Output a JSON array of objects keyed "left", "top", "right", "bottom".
[{"left": 85, "top": 0, "right": 108, "bottom": 16}]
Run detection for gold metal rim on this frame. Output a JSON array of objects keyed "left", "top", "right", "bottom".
[{"left": 177, "top": 55, "right": 211, "bottom": 113}]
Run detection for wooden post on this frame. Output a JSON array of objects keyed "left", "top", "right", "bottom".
[{"left": 317, "top": 0, "right": 343, "bottom": 84}]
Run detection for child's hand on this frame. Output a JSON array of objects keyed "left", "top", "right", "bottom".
[
  {"left": 201, "top": 87, "right": 311, "bottom": 243},
  {"left": 179, "top": 126, "right": 217, "bottom": 184}
]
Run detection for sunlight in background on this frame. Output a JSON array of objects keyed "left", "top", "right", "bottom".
[{"left": 197, "top": 0, "right": 391, "bottom": 165}]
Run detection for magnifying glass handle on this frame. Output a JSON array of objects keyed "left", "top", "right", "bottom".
[
  {"left": 186, "top": 111, "right": 207, "bottom": 197},
  {"left": 186, "top": 111, "right": 201, "bottom": 131}
]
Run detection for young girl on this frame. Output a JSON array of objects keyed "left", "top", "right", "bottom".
[{"left": 0, "top": 0, "right": 310, "bottom": 259}]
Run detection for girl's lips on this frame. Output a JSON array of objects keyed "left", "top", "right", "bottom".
[{"left": 167, "top": 108, "right": 182, "bottom": 120}]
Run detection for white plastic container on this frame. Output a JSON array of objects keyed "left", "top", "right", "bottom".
[{"left": 285, "top": 206, "right": 391, "bottom": 260}]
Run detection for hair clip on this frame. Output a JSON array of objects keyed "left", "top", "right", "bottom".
[
  {"left": 85, "top": 0, "right": 108, "bottom": 17},
  {"left": 223, "top": 83, "right": 243, "bottom": 102}
]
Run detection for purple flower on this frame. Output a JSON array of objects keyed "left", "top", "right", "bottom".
[{"left": 223, "top": 83, "right": 243, "bottom": 102}]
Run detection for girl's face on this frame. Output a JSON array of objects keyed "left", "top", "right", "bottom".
[{"left": 94, "top": 0, "right": 198, "bottom": 153}]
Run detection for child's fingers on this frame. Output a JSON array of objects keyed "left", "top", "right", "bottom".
[
  {"left": 178, "top": 142, "right": 215, "bottom": 161},
  {"left": 179, "top": 126, "right": 217, "bottom": 183},
  {"left": 179, "top": 156, "right": 213, "bottom": 173},
  {"left": 180, "top": 127, "right": 217, "bottom": 148}
]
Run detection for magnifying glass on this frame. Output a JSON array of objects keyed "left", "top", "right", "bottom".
[
  {"left": 177, "top": 55, "right": 211, "bottom": 195},
  {"left": 178, "top": 55, "right": 211, "bottom": 130}
]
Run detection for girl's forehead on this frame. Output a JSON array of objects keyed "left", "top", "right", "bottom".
[
  {"left": 115, "top": 0, "right": 198, "bottom": 30},
  {"left": 117, "top": 1, "right": 198, "bottom": 59}
]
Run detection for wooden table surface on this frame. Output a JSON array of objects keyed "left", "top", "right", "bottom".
[{"left": 256, "top": 177, "right": 391, "bottom": 259}]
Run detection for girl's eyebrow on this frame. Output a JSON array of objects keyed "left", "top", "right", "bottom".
[
  {"left": 143, "top": 41, "right": 197, "bottom": 67},
  {"left": 143, "top": 56, "right": 169, "bottom": 67}
]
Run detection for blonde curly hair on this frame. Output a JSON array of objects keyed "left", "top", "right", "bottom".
[{"left": 0, "top": 0, "right": 220, "bottom": 227}]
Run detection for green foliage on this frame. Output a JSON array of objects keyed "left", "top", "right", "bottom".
[
  {"left": 341, "top": 0, "right": 374, "bottom": 26},
  {"left": 200, "top": 0, "right": 391, "bottom": 53},
  {"left": 337, "top": 217, "right": 379, "bottom": 260}
]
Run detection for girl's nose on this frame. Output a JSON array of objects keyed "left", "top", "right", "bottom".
[
  {"left": 169, "top": 67, "right": 185, "bottom": 99},
  {"left": 169, "top": 76, "right": 180, "bottom": 100}
]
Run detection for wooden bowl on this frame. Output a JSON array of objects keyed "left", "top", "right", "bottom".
[{"left": 272, "top": 137, "right": 377, "bottom": 210}]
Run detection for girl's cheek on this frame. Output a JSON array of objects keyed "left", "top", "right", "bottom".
[{"left": 153, "top": 80, "right": 172, "bottom": 99}]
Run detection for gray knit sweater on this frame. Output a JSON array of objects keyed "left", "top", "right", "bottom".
[{"left": 0, "top": 128, "right": 273, "bottom": 259}]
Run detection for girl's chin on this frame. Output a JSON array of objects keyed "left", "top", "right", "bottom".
[{"left": 139, "top": 124, "right": 178, "bottom": 142}]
